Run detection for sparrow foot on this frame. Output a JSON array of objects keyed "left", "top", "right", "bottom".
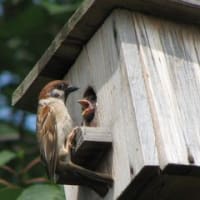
[
  {"left": 66, "top": 127, "right": 79, "bottom": 151},
  {"left": 59, "top": 148, "right": 69, "bottom": 162}
]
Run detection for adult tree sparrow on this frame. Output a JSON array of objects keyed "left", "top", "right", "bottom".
[{"left": 36, "top": 80, "right": 78, "bottom": 181}]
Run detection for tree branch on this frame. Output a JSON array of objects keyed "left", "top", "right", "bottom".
[
  {"left": 24, "top": 177, "right": 48, "bottom": 184},
  {"left": 20, "top": 156, "right": 41, "bottom": 174},
  {"left": 0, "top": 178, "right": 19, "bottom": 188}
]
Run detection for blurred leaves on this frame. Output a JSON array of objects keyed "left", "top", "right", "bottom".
[
  {"left": 0, "top": 0, "right": 83, "bottom": 198},
  {"left": 0, "top": 150, "right": 16, "bottom": 166},
  {"left": 17, "top": 184, "right": 65, "bottom": 200},
  {"left": 0, "top": 0, "right": 82, "bottom": 78},
  {"left": 0, "top": 124, "right": 19, "bottom": 136},
  {"left": 41, "top": 1, "right": 79, "bottom": 15},
  {"left": 0, "top": 185, "right": 65, "bottom": 200},
  {"left": 0, "top": 5, "right": 47, "bottom": 37},
  {"left": 0, "top": 188, "right": 23, "bottom": 200}
]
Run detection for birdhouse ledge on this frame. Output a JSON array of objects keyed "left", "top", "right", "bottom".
[
  {"left": 71, "top": 126, "right": 112, "bottom": 170},
  {"left": 56, "top": 126, "right": 113, "bottom": 197}
]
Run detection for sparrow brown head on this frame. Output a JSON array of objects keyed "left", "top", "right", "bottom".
[
  {"left": 36, "top": 80, "right": 78, "bottom": 181},
  {"left": 39, "top": 80, "right": 79, "bottom": 102}
]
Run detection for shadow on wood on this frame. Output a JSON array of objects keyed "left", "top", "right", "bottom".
[
  {"left": 118, "top": 165, "right": 200, "bottom": 200},
  {"left": 72, "top": 127, "right": 112, "bottom": 170},
  {"left": 56, "top": 127, "right": 113, "bottom": 197}
]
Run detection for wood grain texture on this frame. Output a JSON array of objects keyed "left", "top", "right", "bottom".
[
  {"left": 61, "top": 9, "right": 200, "bottom": 199},
  {"left": 72, "top": 127, "right": 112, "bottom": 170},
  {"left": 12, "top": 0, "right": 200, "bottom": 112},
  {"left": 64, "top": 13, "right": 138, "bottom": 199},
  {"left": 114, "top": 11, "right": 159, "bottom": 167},
  {"left": 132, "top": 11, "right": 200, "bottom": 168}
]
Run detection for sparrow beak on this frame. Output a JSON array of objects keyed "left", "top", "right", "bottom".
[{"left": 65, "top": 85, "right": 79, "bottom": 94}]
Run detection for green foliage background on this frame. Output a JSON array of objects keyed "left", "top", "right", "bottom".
[{"left": 0, "top": 0, "right": 83, "bottom": 199}]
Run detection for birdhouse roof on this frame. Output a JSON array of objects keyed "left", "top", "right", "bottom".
[{"left": 12, "top": 0, "right": 200, "bottom": 113}]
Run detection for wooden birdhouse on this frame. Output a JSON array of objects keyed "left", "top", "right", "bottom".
[{"left": 12, "top": 0, "right": 200, "bottom": 199}]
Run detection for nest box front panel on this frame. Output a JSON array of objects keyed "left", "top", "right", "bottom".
[
  {"left": 63, "top": 9, "right": 200, "bottom": 200},
  {"left": 64, "top": 10, "right": 151, "bottom": 200}
]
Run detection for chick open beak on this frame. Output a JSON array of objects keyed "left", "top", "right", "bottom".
[
  {"left": 77, "top": 99, "right": 95, "bottom": 118},
  {"left": 77, "top": 99, "right": 90, "bottom": 109}
]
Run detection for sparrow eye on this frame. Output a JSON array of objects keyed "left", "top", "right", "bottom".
[
  {"left": 52, "top": 93, "right": 60, "bottom": 98},
  {"left": 57, "top": 83, "right": 65, "bottom": 90},
  {"left": 51, "top": 89, "right": 61, "bottom": 98}
]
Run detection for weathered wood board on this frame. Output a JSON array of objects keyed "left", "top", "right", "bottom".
[
  {"left": 72, "top": 127, "right": 112, "bottom": 170},
  {"left": 62, "top": 9, "right": 200, "bottom": 199}
]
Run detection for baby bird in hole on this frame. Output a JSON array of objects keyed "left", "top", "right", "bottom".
[
  {"left": 78, "top": 93, "right": 97, "bottom": 127},
  {"left": 66, "top": 93, "right": 97, "bottom": 156},
  {"left": 65, "top": 93, "right": 97, "bottom": 151}
]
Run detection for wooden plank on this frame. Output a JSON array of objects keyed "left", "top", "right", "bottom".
[
  {"left": 132, "top": 12, "right": 189, "bottom": 167},
  {"left": 106, "top": 9, "right": 200, "bottom": 174},
  {"left": 114, "top": 10, "right": 159, "bottom": 168},
  {"left": 75, "top": 127, "right": 112, "bottom": 144},
  {"left": 122, "top": 11, "right": 200, "bottom": 168},
  {"left": 71, "top": 127, "right": 112, "bottom": 170},
  {"left": 86, "top": 16, "right": 133, "bottom": 197},
  {"left": 63, "top": 11, "right": 142, "bottom": 199},
  {"left": 12, "top": 0, "right": 200, "bottom": 112}
]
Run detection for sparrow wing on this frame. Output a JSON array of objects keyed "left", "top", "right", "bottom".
[{"left": 37, "top": 105, "right": 57, "bottom": 180}]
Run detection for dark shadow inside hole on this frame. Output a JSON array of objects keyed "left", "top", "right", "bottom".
[{"left": 83, "top": 86, "right": 97, "bottom": 102}]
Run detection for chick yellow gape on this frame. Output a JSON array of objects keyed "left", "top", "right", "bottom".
[{"left": 79, "top": 99, "right": 95, "bottom": 120}]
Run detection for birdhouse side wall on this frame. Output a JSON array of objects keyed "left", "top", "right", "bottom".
[
  {"left": 63, "top": 9, "right": 200, "bottom": 200},
  {"left": 115, "top": 10, "right": 200, "bottom": 168}
]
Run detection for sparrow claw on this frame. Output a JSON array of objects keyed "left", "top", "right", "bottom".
[{"left": 66, "top": 127, "right": 79, "bottom": 151}]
